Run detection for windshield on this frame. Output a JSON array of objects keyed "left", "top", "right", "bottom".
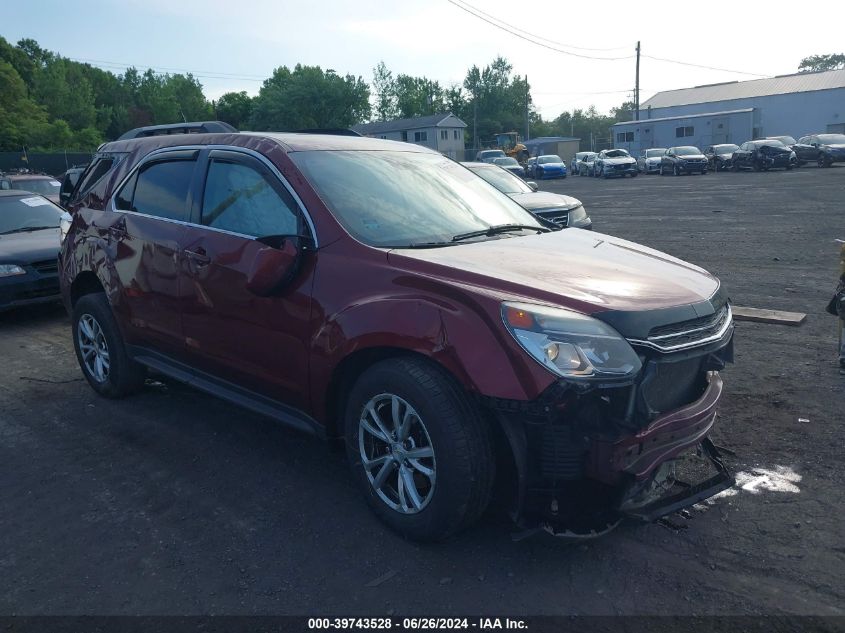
[
  {"left": 604, "top": 150, "right": 629, "bottom": 158},
  {"left": 493, "top": 157, "right": 519, "bottom": 166},
  {"left": 675, "top": 147, "right": 702, "bottom": 156},
  {"left": 470, "top": 166, "right": 533, "bottom": 194},
  {"left": 479, "top": 150, "right": 505, "bottom": 159},
  {"left": 769, "top": 136, "right": 795, "bottom": 145},
  {"left": 715, "top": 144, "right": 738, "bottom": 153},
  {"left": 576, "top": 152, "right": 596, "bottom": 160},
  {"left": 291, "top": 151, "right": 542, "bottom": 248},
  {"left": 537, "top": 155, "right": 562, "bottom": 164},
  {"left": 645, "top": 149, "right": 665, "bottom": 157},
  {"left": 757, "top": 139, "right": 784, "bottom": 147},
  {"left": 818, "top": 134, "right": 845, "bottom": 145},
  {"left": 10, "top": 178, "right": 61, "bottom": 196},
  {"left": 0, "top": 195, "right": 63, "bottom": 234}
]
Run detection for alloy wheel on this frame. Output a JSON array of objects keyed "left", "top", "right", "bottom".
[
  {"left": 77, "top": 313, "right": 110, "bottom": 383},
  {"left": 358, "top": 393, "right": 436, "bottom": 515}
]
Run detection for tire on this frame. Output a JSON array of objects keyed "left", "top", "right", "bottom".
[
  {"left": 344, "top": 357, "right": 495, "bottom": 542},
  {"left": 660, "top": 164, "right": 665, "bottom": 175},
  {"left": 818, "top": 156, "right": 830, "bottom": 168},
  {"left": 631, "top": 171, "right": 638, "bottom": 177},
  {"left": 673, "top": 164, "right": 680, "bottom": 176},
  {"left": 72, "top": 293, "right": 146, "bottom": 398}
]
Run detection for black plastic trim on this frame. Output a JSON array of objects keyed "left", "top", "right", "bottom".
[{"left": 127, "top": 346, "right": 321, "bottom": 437}]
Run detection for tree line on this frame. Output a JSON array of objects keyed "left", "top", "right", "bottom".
[{"left": 3, "top": 34, "right": 839, "bottom": 153}]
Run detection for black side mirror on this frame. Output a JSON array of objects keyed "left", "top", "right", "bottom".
[{"left": 246, "top": 235, "right": 306, "bottom": 296}]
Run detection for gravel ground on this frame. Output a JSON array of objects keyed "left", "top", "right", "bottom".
[{"left": 0, "top": 166, "right": 843, "bottom": 616}]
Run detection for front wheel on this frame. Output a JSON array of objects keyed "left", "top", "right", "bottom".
[
  {"left": 818, "top": 156, "right": 831, "bottom": 168},
  {"left": 673, "top": 164, "right": 680, "bottom": 176},
  {"left": 344, "top": 357, "right": 495, "bottom": 542},
  {"left": 72, "top": 293, "right": 146, "bottom": 398}
]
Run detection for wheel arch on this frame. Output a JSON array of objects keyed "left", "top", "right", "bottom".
[{"left": 70, "top": 270, "right": 106, "bottom": 307}]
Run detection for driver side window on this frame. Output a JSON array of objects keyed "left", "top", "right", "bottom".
[{"left": 201, "top": 158, "right": 300, "bottom": 238}]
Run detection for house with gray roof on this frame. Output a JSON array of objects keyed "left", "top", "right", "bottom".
[
  {"left": 353, "top": 113, "right": 467, "bottom": 158},
  {"left": 612, "top": 68, "right": 845, "bottom": 155}
]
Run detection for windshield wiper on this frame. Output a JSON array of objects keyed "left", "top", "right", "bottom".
[
  {"left": 0, "top": 226, "right": 58, "bottom": 235},
  {"left": 403, "top": 241, "right": 458, "bottom": 249},
  {"left": 451, "top": 223, "right": 549, "bottom": 243}
]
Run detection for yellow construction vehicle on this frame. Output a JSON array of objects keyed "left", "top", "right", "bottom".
[{"left": 495, "top": 132, "right": 529, "bottom": 162}]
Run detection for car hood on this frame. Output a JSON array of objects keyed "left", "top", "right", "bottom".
[
  {"left": 0, "top": 228, "right": 61, "bottom": 264},
  {"left": 602, "top": 157, "right": 635, "bottom": 165},
  {"left": 537, "top": 162, "right": 565, "bottom": 168},
  {"left": 677, "top": 154, "right": 706, "bottom": 160},
  {"left": 507, "top": 191, "right": 581, "bottom": 211},
  {"left": 389, "top": 229, "right": 719, "bottom": 315}
]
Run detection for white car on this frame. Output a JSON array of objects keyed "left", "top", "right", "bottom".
[{"left": 637, "top": 148, "right": 666, "bottom": 174}]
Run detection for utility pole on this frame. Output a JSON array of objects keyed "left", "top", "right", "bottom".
[
  {"left": 524, "top": 75, "right": 530, "bottom": 142},
  {"left": 473, "top": 97, "right": 478, "bottom": 150},
  {"left": 635, "top": 41, "right": 641, "bottom": 121}
]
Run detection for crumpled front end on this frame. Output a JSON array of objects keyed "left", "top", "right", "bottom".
[{"left": 485, "top": 305, "right": 735, "bottom": 538}]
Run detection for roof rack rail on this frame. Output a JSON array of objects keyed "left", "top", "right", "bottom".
[
  {"left": 293, "top": 128, "right": 362, "bottom": 137},
  {"left": 117, "top": 121, "right": 238, "bottom": 141}
]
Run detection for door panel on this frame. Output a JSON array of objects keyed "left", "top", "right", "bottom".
[
  {"left": 110, "top": 154, "right": 197, "bottom": 357},
  {"left": 180, "top": 151, "right": 315, "bottom": 409}
]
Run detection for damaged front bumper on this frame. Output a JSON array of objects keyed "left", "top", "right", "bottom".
[{"left": 487, "top": 341, "right": 735, "bottom": 538}]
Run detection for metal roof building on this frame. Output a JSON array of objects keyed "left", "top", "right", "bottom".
[{"left": 612, "top": 69, "right": 845, "bottom": 155}]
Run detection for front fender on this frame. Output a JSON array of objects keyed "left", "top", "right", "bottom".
[{"left": 308, "top": 291, "right": 556, "bottom": 425}]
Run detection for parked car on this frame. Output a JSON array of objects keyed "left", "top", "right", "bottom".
[
  {"left": 636, "top": 148, "right": 667, "bottom": 174},
  {"left": 0, "top": 190, "right": 67, "bottom": 311},
  {"left": 533, "top": 155, "right": 567, "bottom": 179},
  {"left": 475, "top": 149, "right": 507, "bottom": 163},
  {"left": 525, "top": 157, "right": 537, "bottom": 178},
  {"left": 793, "top": 134, "right": 845, "bottom": 167},
  {"left": 463, "top": 162, "right": 591, "bottom": 229},
  {"left": 60, "top": 132, "right": 735, "bottom": 541},
  {"left": 594, "top": 149, "right": 637, "bottom": 178},
  {"left": 492, "top": 156, "right": 526, "bottom": 178},
  {"left": 0, "top": 173, "right": 62, "bottom": 204},
  {"left": 570, "top": 152, "right": 597, "bottom": 175},
  {"left": 731, "top": 139, "right": 793, "bottom": 171},
  {"left": 579, "top": 153, "right": 597, "bottom": 177},
  {"left": 704, "top": 144, "right": 739, "bottom": 171},
  {"left": 660, "top": 147, "right": 709, "bottom": 175},
  {"left": 57, "top": 166, "right": 88, "bottom": 208}
]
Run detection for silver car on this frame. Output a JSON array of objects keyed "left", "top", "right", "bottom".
[{"left": 637, "top": 148, "right": 666, "bottom": 174}]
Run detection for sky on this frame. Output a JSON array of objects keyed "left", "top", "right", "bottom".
[{"left": 5, "top": 0, "right": 845, "bottom": 120}]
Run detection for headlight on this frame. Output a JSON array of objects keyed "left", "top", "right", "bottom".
[
  {"left": 567, "top": 205, "right": 587, "bottom": 223},
  {"left": 0, "top": 264, "right": 26, "bottom": 278},
  {"left": 502, "top": 302, "right": 642, "bottom": 380},
  {"left": 59, "top": 212, "right": 72, "bottom": 244}
]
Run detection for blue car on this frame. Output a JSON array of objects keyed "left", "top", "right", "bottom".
[{"left": 533, "top": 155, "right": 567, "bottom": 179}]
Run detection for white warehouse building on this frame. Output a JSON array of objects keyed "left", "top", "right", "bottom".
[{"left": 612, "top": 68, "right": 845, "bottom": 155}]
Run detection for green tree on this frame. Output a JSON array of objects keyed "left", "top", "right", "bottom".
[
  {"left": 215, "top": 91, "right": 253, "bottom": 128},
  {"left": 249, "top": 64, "right": 370, "bottom": 131},
  {"left": 462, "top": 57, "right": 531, "bottom": 148},
  {"left": 0, "top": 60, "right": 50, "bottom": 150},
  {"left": 394, "top": 74, "right": 445, "bottom": 119},
  {"left": 31, "top": 58, "right": 98, "bottom": 130},
  {"left": 371, "top": 61, "right": 397, "bottom": 121},
  {"left": 798, "top": 53, "right": 845, "bottom": 72}
]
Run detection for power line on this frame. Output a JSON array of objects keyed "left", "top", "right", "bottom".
[
  {"left": 642, "top": 54, "right": 769, "bottom": 78},
  {"left": 449, "top": 0, "right": 771, "bottom": 78},
  {"left": 451, "top": 0, "right": 633, "bottom": 53},
  {"left": 446, "top": 0, "right": 635, "bottom": 61},
  {"left": 68, "top": 57, "right": 267, "bottom": 82}
]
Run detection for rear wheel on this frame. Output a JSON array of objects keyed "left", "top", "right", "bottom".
[
  {"left": 72, "top": 293, "right": 146, "bottom": 398},
  {"left": 344, "top": 357, "right": 495, "bottom": 542},
  {"left": 818, "top": 156, "right": 830, "bottom": 168},
  {"left": 673, "top": 164, "right": 680, "bottom": 176}
]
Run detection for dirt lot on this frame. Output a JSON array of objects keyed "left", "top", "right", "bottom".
[{"left": 1, "top": 166, "right": 843, "bottom": 617}]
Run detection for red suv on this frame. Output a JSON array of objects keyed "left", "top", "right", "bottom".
[{"left": 59, "top": 132, "right": 735, "bottom": 541}]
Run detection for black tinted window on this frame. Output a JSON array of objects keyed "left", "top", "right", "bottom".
[
  {"left": 125, "top": 160, "right": 195, "bottom": 221},
  {"left": 201, "top": 160, "right": 298, "bottom": 237},
  {"left": 75, "top": 158, "right": 114, "bottom": 196}
]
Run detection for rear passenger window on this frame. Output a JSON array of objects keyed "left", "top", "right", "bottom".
[
  {"left": 117, "top": 159, "right": 195, "bottom": 221},
  {"left": 201, "top": 160, "right": 299, "bottom": 238}
]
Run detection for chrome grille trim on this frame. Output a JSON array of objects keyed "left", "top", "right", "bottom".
[{"left": 628, "top": 304, "right": 733, "bottom": 353}]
